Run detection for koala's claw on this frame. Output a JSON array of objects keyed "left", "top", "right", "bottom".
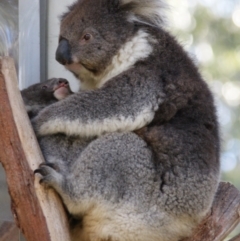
[
  {"left": 34, "top": 163, "right": 55, "bottom": 175},
  {"left": 34, "top": 164, "right": 63, "bottom": 188},
  {"left": 39, "top": 177, "right": 51, "bottom": 185},
  {"left": 34, "top": 168, "right": 44, "bottom": 175}
]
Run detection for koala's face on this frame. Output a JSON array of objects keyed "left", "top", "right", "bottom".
[
  {"left": 38, "top": 78, "right": 72, "bottom": 100},
  {"left": 23, "top": 78, "right": 72, "bottom": 103},
  {"left": 56, "top": 0, "right": 135, "bottom": 83}
]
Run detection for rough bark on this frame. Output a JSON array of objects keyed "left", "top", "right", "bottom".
[
  {"left": 185, "top": 182, "right": 240, "bottom": 241},
  {"left": 0, "top": 57, "right": 70, "bottom": 241}
]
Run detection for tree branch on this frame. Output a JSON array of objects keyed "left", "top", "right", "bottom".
[{"left": 185, "top": 182, "right": 240, "bottom": 241}]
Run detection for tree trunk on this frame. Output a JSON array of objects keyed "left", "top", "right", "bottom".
[
  {"left": 185, "top": 182, "right": 240, "bottom": 241},
  {"left": 0, "top": 57, "right": 71, "bottom": 241}
]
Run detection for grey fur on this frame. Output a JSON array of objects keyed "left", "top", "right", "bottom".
[
  {"left": 21, "top": 78, "right": 73, "bottom": 118},
  {"left": 21, "top": 78, "right": 91, "bottom": 174},
  {"left": 31, "top": 0, "right": 220, "bottom": 240}
]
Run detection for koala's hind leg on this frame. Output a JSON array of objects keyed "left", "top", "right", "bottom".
[{"left": 35, "top": 132, "right": 162, "bottom": 241}]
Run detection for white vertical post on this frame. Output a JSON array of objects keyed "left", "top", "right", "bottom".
[
  {"left": 47, "top": 0, "right": 80, "bottom": 92},
  {"left": 19, "top": 0, "right": 40, "bottom": 89}
]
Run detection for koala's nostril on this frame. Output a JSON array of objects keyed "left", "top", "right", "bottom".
[
  {"left": 55, "top": 38, "right": 73, "bottom": 65},
  {"left": 58, "top": 78, "right": 69, "bottom": 85}
]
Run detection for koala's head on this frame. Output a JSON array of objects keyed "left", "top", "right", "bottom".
[
  {"left": 56, "top": 0, "right": 166, "bottom": 89},
  {"left": 22, "top": 78, "right": 73, "bottom": 106}
]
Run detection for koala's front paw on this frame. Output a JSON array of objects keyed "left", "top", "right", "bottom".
[
  {"left": 31, "top": 105, "right": 54, "bottom": 136},
  {"left": 31, "top": 114, "right": 47, "bottom": 136},
  {"left": 34, "top": 163, "right": 63, "bottom": 189}
]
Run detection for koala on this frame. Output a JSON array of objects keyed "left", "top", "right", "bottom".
[
  {"left": 21, "top": 78, "right": 73, "bottom": 118},
  {"left": 21, "top": 77, "right": 90, "bottom": 177},
  {"left": 33, "top": 0, "right": 220, "bottom": 241}
]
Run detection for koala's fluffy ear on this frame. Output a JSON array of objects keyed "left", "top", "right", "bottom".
[{"left": 119, "top": 0, "right": 167, "bottom": 27}]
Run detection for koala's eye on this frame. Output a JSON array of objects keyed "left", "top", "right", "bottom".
[
  {"left": 41, "top": 85, "right": 48, "bottom": 90},
  {"left": 83, "top": 33, "right": 91, "bottom": 41}
]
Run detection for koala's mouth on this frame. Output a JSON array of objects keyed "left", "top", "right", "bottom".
[
  {"left": 54, "top": 85, "right": 68, "bottom": 91},
  {"left": 53, "top": 86, "right": 71, "bottom": 100},
  {"left": 66, "top": 62, "right": 98, "bottom": 76},
  {"left": 65, "top": 63, "right": 82, "bottom": 75},
  {"left": 53, "top": 83, "right": 70, "bottom": 98}
]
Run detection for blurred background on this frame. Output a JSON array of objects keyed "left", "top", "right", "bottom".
[
  {"left": 167, "top": 0, "right": 240, "bottom": 190},
  {"left": 0, "top": 0, "right": 240, "bottom": 240},
  {"left": 167, "top": 0, "right": 240, "bottom": 237}
]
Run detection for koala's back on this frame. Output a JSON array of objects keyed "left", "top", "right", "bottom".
[{"left": 136, "top": 28, "right": 220, "bottom": 216}]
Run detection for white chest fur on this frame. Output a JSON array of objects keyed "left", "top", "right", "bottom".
[{"left": 96, "top": 30, "right": 153, "bottom": 88}]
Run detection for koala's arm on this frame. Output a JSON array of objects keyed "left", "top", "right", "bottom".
[
  {"left": 32, "top": 75, "right": 163, "bottom": 137},
  {"left": 25, "top": 105, "right": 48, "bottom": 119}
]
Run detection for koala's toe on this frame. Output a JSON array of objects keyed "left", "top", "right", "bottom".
[
  {"left": 39, "top": 176, "right": 53, "bottom": 185},
  {"left": 34, "top": 164, "right": 63, "bottom": 189},
  {"left": 34, "top": 167, "right": 46, "bottom": 176},
  {"left": 41, "top": 162, "right": 60, "bottom": 171},
  {"left": 35, "top": 164, "right": 53, "bottom": 175}
]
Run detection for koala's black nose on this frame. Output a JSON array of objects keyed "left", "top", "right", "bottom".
[
  {"left": 58, "top": 78, "right": 69, "bottom": 85},
  {"left": 55, "top": 38, "right": 73, "bottom": 65}
]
